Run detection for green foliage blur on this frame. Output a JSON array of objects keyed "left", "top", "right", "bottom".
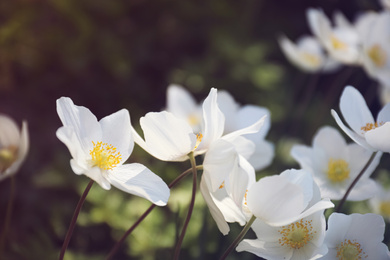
[{"left": 0, "top": 0, "right": 388, "bottom": 259}]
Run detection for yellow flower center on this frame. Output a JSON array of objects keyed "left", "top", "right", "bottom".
[
  {"left": 361, "top": 122, "right": 383, "bottom": 133},
  {"left": 89, "top": 141, "right": 122, "bottom": 170},
  {"left": 188, "top": 114, "right": 201, "bottom": 127},
  {"left": 327, "top": 159, "right": 350, "bottom": 183},
  {"left": 278, "top": 219, "right": 315, "bottom": 249},
  {"left": 379, "top": 201, "right": 390, "bottom": 218},
  {"left": 302, "top": 53, "right": 321, "bottom": 67},
  {"left": 336, "top": 239, "right": 367, "bottom": 259},
  {"left": 331, "top": 35, "right": 347, "bottom": 50},
  {"left": 367, "top": 45, "right": 387, "bottom": 68},
  {"left": 0, "top": 146, "right": 17, "bottom": 173}
]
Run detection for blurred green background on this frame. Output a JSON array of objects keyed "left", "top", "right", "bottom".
[{"left": 0, "top": 0, "right": 388, "bottom": 259}]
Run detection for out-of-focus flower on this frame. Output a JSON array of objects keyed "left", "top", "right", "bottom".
[
  {"left": 381, "top": 0, "right": 390, "bottom": 10},
  {"left": 291, "top": 126, "right": 380, "bottom": 201},
  {"left": 246, "top": 169, "right": 334, "bottom": 227},
  {"left": 56, "top": 97, "right": 170, "bottom": 206},
  {"left": 236, "top": 211, "right": 328, "bottom": 259},
  {"left": 369, "top": 183, "right": 390, "bottom": 221},
  {"left": 307, "top": 8, "right": 361, "bottom": 64},
  {"left": 360, "top": 11, "right": 390, "bottom": 86},
  {"left": 379, "top": 84, "right": 390, "bottom": 105},
  {"left": 278, "top": 34, "right": 339, "bottom": 73},
  {"left": 0, "top": 114, "right": 28, "bottom": 181},
  {"left": 321, "top": 213, "right": 390, "bottom": 259},
  {"left": 331, "top": 86, "right": 390, "bottom": 152}
]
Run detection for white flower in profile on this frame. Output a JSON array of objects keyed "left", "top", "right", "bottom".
[
  {"left": 307, "top": 8, "right": 361, "bottom": 64},
  {"left": 56, "top": 97, "right": 170, "bottom": 206},
  {"left": 331, "top": 86, "right": 390, "bottom": 153},
  {"left": 359, "top": 11, "right": 390, "bottom": 86},
  {"left": 369, "top": 183, "right": 390, "bottom": 221},
  {"left": 322, "top": 213, "right": 390, "bottom": 259},
  {"left": 246, "top": 169, "right": 334, "bottom": 227},
  {"left": 291, "top": 126, "right": 381, "bottom": 201},
  {"left": 0, "top": 114, "right": 28, "bottom": 181},
  {"left": 278, "top": 34, "right": 339, "bottom": 73}
]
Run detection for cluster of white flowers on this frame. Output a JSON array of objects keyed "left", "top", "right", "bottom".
[{"left": 279, "top": 3, "right": 390, "bottom": 101}]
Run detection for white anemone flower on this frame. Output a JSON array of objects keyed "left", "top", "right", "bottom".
[
  {"left": 278, "top": 34, "right": 339, "bottom": 73},
  {"left": 236, "top": 211, "right": 328, "bottom": 259},
  {"left": 381, "top": 0, "right": 390, "bottom": 10},
  {"left": 291, "top": 126, "right": 381, "bottom": 201},
  {"left": 360, "top": 11, "right": 390, "bottom": 86},
  {"left": 56, "top": 97, "right": 170, "bottom": 206},
  {"left": 246, "top": 169, "right": 334, "bottom": 227},
  {"left": 307, "top": 8, "right": 361, "bottom": 64},
  {"left": 322, "top": 213, "right": 390, "bottom": 259},
  {"left": 331, "top": 85, "right": 390, "bottom": 153},
  {"left": 369, "top": 183, "right": 390, "bottom": 221},
  {"left": 0, "top": 114, "right": 28, "bottom": 181}
]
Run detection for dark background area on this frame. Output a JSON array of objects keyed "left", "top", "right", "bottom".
[{"left": 0, "top": 0, "right": 387, "bottom": 259}]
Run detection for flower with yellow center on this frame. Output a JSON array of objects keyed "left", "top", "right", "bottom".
[
  {"left": 56, "top": 97, "right": 170, "bottom": 206},
  {"left": 369, "top": 183, "right": 390, "bottom": 221},
  {"left": 322, "top": 213, "right": 389, "bottom": 260},
  {"left": 291, "top": 126, "right": 380, "bottom": 201},
  {"left": 332, "top": 86, "right": 390, "bottom": 153},
  {"left": 278, "top": 219, "right": 315, "bottom": 249},
  {"left": 367, "top": 45, "right": 387, "bottom": 68},
  {"left": 0, "top": 115, "right": 29, "bottom": 181}
]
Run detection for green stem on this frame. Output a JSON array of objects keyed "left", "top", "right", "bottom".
[
  {"left": 59, "top": 179, "right": 94, "bottom": 260},
  {"left": 219, "top": 215, "right": 256, "bottom": 260},
  {"left": 335, "top": 151, "right": 377, "bottom": 212},
  {"left": 0, "top": 176, "right": 16, "bottom": 257},
  {"left": 105, "top": 165, "right": 203, "bottom": 260},
  {"left": 173, "top": 152, "right": 198, "bottom": 260}
]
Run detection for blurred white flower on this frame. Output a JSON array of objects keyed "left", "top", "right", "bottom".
[
  {"left": 307, "top": 8, "right": 361, "bottom": 64},
  {"left": 278, "top": 34, "right": 339, "bottom": 73},
  {"left": 331, "top": 86, "right": 390, "bottom": 153},
  {"left": 369, "top": 183, "right": 390, "bottom": 221},
  {"left": 56, "top": 97, "right": 170, "bottom": 206},
  {"left": 321, "top": 213, "right": 390, "bottom": 259},
  {"left": 0, "top": 114, "right": 28, "bottom": 181},
  {"left": 291, "top": 126, "right": 380, "bottom": 201},
  {"left": 236, "top": 211, "right": 328, "bottom": 259},
  {"left": 246, "top": 169, "right": 334, "bottom": 227},
  {"left": 381, "top": 0, "right": 390, "bottom": 10},
  {"left": 359, "top": 11, "right": 390, "bottom": 86}
]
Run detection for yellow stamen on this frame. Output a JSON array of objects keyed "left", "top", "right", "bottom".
[
  {"left": 331, "top": 35, "right": 347, "bottom": 50},
  {"left": 361, "top": 122, "right": 383, "bottom": 133},
  {"left": 367, "top": 44, "right": 387, "bottom": 68},
  {"left": 244, "top": 189, "right": 248, "bottom": 205},
  {"left": 219, "top": 181, "right": 225, "bottom": 189},
  {"left": 302, "top": 53, "right": 321, "bottom": 66},
  {"left": 0, "top": 146, "right": 17, "bottom": 173},
  {"left": 379, "top": 201, "right": 390, "bottom": 218},
  {"left": 278, "top": 219, "right": 315, "bottom": 249},
  {"left": 327, "top": 159, "right": 350, "bottom": 183},
  {"left": 194, "top": 133, "right": 203, "bottom": 149},
  {"left": 336, "top": 239, "right": 367, "bottom": 259},
  {"left": 188, "top": 114, "right": 200, "bottom": 127},
  {"left": 89, "top": 141, "right": 122, "bottom": 170}
]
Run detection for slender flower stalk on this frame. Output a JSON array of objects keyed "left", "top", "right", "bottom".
[
  {"left": 219, "top": 215, "right": 256, "bottom": 260},
  {"left": 336, "top": 152, "right": 377, "bottom": 212},
  {"left": 173, "top": 152, "right": 198, "bottom": 260},
  {"left": 106, "top": 165, "right": 203, "bottom": 260},
  {"left": 0, "top": 176, "right": 16, "bottom": 257},
  {"left": 59, "top": 180, "right": 94, "bottom": 260}
]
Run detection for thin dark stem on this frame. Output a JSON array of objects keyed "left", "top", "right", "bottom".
[
  {"left": 219, "top": 215, "right": 256, "bottom": 260},
  {"left": 59, "top": 179, "right": 94, "bottom": 260},
  {"left": 173, "top": 152, "right": 198, "bottom": 260},
  {"left": 335, "top": 152, "right": 377, "bottom": 212},
  {"left": 0, "top": 176, "right": 16, "bottom": 257},
  {"left": 105, "top": 165, "right": 203, "bottom": 260}
]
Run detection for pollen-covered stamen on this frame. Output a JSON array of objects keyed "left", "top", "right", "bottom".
[
  {"left": 219, "top": 181, "right": 225, "bottom": 189},
  {"left": 367, "top": 44, "right": 387, "bottom": 68},
  {"left": 331, "top": 35, "right": 347, "bottom": 50},
  {"left": 379, "top": 201, "right": 390, "bottom": 218},
  {"left": 336, "top": 239, "right": 367, "bottom": 259},
  {"left": 0, "top": 146, "right": 17, "bottom": 173},
  {"left": 302, "top": 53, "right": 321, "bottom": 67},
  {"left": 244, "top": 189, "right": 248, "bottom": 205},
  {"left": 194, "top": 133, "right": 203, "bottom": 149},
  {"left": 361, "top": 122, "right": 383, "bottom": 133},
  {"left": 327, "top": 159, "right": 350, "bottom": 183},
  {"left": 90, "top": 141, "right": 122, "bottom": 170},
  {"left": 278, "top": 219, "right": 315, "bottom": 249}
]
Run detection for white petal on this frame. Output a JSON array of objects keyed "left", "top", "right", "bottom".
[
  {"left": 216, "top": 90, "right": 239, "bottom": 133},
  {"left": 166, "top": 84, "right": 198, "bottom": 118},
  {"left": 222, "top": 115, "right": 266, "bottom": 143},
  {"left": 237, "top": 239, "right": 292, "bottom": 260},
  {"left": 280, "top": 169, "right": 313, "bottom": 209},
  {"left": 366, "top": 122, "right": 390, "bottom": 152},
  {"left": 138, "top": 111, "right": 196, "bottom": 161},
  {"left": 197, "top": 88, "right": 225, "bottom": 152},
  {"left": 84, "top": 167, "right": 111, "bottom": 190},
  {"left": 377, "top": 103, "right": 390, "bottom": 123},
  {"left": 247, "top": 139, "right": 274, "bottom": 171},
  {"left": 0, "top": 115, "right": 20, "bottom": 147},
  {"left": 107, "top": 163, "right": 170, "bottom": 206},
  {"left": 313, "top": 126, "right": 347, "bottom": 158},
  {"left": 339, "top": 86, "right": 375, "bottom": 135},
  {"left": 56, "top": 97, "right": 101, "bottom": 151},
  {"left": 99, "top": 109, "right": 134, "bottom": 162},
  {"left": 236, "top": 105, "right": 270, "bottom": 139}
]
